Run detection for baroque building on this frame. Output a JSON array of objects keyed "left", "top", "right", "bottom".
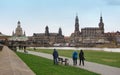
[
  {"left": 70, "top": 14, "right": 107, "bottom": 46},
  {"left": 12, "top": 21, "right": 26, "bottom": 36},
  {"left": 30, "top": 26, "right": 65, "bottom": 47},
  {"left": 81, "top": 15, "right": 105, "bottom": 44},
  {"left": 8, "top": 21, "right": 28, "bottom": 49},
  {"left": 70, "top": 15, "right": 81, "bottom": 46}
]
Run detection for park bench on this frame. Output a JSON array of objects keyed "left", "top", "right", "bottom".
[{"left": 58, "top": 57, "right": 69, "bottom": 65}]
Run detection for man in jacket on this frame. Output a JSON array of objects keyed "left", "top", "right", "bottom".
[
  {"left": 53, "top": 49, "right": 59, "bottom": 64},
  {"left": 79, "top": 50, "right": 85, "bottom": 66}
]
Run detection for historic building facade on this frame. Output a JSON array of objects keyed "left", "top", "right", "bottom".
[
  {"left": 70, "top": 15, "right": 108, "bottom": 46},
  {"left": 70, "top": 15, "right": 81, "bottom": 46},
  {"left": 8, "top": 21, "right": 28, "bottom": 50},
  {"left": 12, "top": 21, "right": 26, "bottom": 37},
  {"left": 4, "top": 15, "right": 120, "bottom": 47},
  {"left": 30, "top": 26, "right": 65, "bottom": 46}
]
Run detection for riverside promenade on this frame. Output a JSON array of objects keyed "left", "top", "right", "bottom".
[
  {"left": 20, "top": 50, "right": 120, "bottom": 75},
  {"left": 0, "top": 46, "right": 35, "bottom": 75}
]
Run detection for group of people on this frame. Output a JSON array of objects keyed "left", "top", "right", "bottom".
[
  {"left": 52, "top": 48, "right": 85, "bottom": 66},
  {"left": 72, "top": 50, "right": 85, "bottom": 66}
]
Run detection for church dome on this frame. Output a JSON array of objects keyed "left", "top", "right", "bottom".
[{"left": 14, "top": 21, "right": 23, "bottom": 36}]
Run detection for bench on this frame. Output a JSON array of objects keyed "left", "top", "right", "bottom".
[{"left": 58, "top": 57, "right": 69, "bottom": 65}]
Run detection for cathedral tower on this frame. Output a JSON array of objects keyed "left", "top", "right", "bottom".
[
  {"left": 74, "top": 15, "right": 80, "bottom": 36},
  {"left": 58, "top": 27, "right": 62, "bottom": 36},
  {"left": 45, "top": 26, "right": 49, "bottom": 36},
  {"left": 75, "top": 15, "right": 80, "bottom": 32},
  {"left": 99, "top": 14, "right": 104, "bottom": 33}
]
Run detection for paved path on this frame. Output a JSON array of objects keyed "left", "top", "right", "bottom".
[
  {"left": 0, "top": 46, "right": 35, "bottom": 75},
  {"left": 19, "top": 50, "right": 120, "bottom": 75}
]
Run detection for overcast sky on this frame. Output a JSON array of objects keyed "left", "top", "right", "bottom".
[{"left": 0, "top": 0, "right": 120, "bottom": 36}]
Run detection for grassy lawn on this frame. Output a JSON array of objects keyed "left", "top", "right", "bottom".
[
  {"left": 16, "top": 52, "right": 99, "bottom": 75},
  {"left": 27, "top": 48, "right": 120, "bottom": 68}
]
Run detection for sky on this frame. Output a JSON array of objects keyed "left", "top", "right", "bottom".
[{"left": 0, "top": 0, "right": 120, "bottom": 36}]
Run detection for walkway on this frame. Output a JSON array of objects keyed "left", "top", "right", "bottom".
[
  {"left": 0, "top": 46, "right": 35, "bottom": 75},
  {"left": 19, "top": 50, "right": 120, "bottom": 75}
]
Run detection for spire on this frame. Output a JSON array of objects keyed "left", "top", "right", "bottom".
[
  {"left": 100, "top": 12, "right": 102, "bottom": 17},
  {"left": 99, "top": 13, "right": 104, "bottom": 28},
  {"left": 75, "top": 14, "right": 80, "bottom": 32},
  {"left": 100, "top": 13, "right": 103, "bottom": 23},
  {"left": 58, "top": 27, "right": 62, "bottom": 36},
  {"left": 99, "top": 13, "right": 104, "bottom": 33},
  {"left": 45, "top": 26, "right": 49, "bottom": 36},
  {"left": 75, "top": 14, "right": 79, "bottom": 23}
]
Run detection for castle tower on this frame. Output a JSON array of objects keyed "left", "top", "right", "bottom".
[
  {"left": 15, "top": 21, "right": 23, "bottom": 36},
  {"left": 99, "top": 14, "right": 104, "bottom": 33},
  {"left": 58, "top": 27, "right": 62, "bottom": 36},
  {"left": 75, "top": 15, "right": 80, "bottom": 32},
  {"left": 74, "top": 15, "right": 80, "bottom": 36},
  {"left": 45, "top": 26, "right": 49, "bottom": 36}
]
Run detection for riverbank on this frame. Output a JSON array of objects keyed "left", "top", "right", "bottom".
[
  {"left": 18, "top": 50, "right": 120, "bottom": 75},
  {"left": 27, "top": 48, "right": 120, "bottom": 68},
  {"left": 28, "top": 47, "right": 120, "bottom": 52},
  {"left": 16, "top": 52, "right": 99, "bottom": 75}
]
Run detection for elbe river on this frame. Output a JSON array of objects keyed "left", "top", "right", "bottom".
[{"left": 30, "top": 47, "right": 120, "bottom": 52}]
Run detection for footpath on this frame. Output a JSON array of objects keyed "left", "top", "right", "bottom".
[
  {"left": 0, "top": 46, "right": 35, "bottom": 75},
  {"left": 19, "top": 50, "right": 120, "bottom": 75}
]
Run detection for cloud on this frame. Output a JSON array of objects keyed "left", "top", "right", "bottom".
[{"left": 104, "top": 0, "right": 120, "bottom": 6}]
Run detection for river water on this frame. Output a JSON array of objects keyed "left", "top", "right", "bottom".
[{"left": 30, "top": 47, "right": 120, "bottom": 52}]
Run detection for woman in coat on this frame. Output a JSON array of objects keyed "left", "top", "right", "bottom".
[{"left": 72, "top": 51, "right": 78, "bottom": 65}]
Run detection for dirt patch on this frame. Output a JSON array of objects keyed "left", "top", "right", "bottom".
[{"left": 102, "top": 59, "right": 117, "bottom": 62}]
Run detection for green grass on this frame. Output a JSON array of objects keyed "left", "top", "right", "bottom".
[
  {"left": 27, "top": 48, "right": 120, "bottom": 68},
  {"left": 16, "top": 52, "right": 99, "bottom": 75}
]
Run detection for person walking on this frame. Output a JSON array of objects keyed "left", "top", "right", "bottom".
[
  {"left": 72, "top": 50, "right": 78, "bottom": 65},
  {"left": 53, "top": 49, "right": 59, "bottom": 65},
  {"left": 79, "top": 50, "right": 85, "bottom": 66},
  {"left": 23, "top": 46, "right": 27, "bottom": 53}
]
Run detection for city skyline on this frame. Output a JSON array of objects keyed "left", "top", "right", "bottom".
[{"left": 0, "top": 0, "right": 120, "bottom": 36}]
